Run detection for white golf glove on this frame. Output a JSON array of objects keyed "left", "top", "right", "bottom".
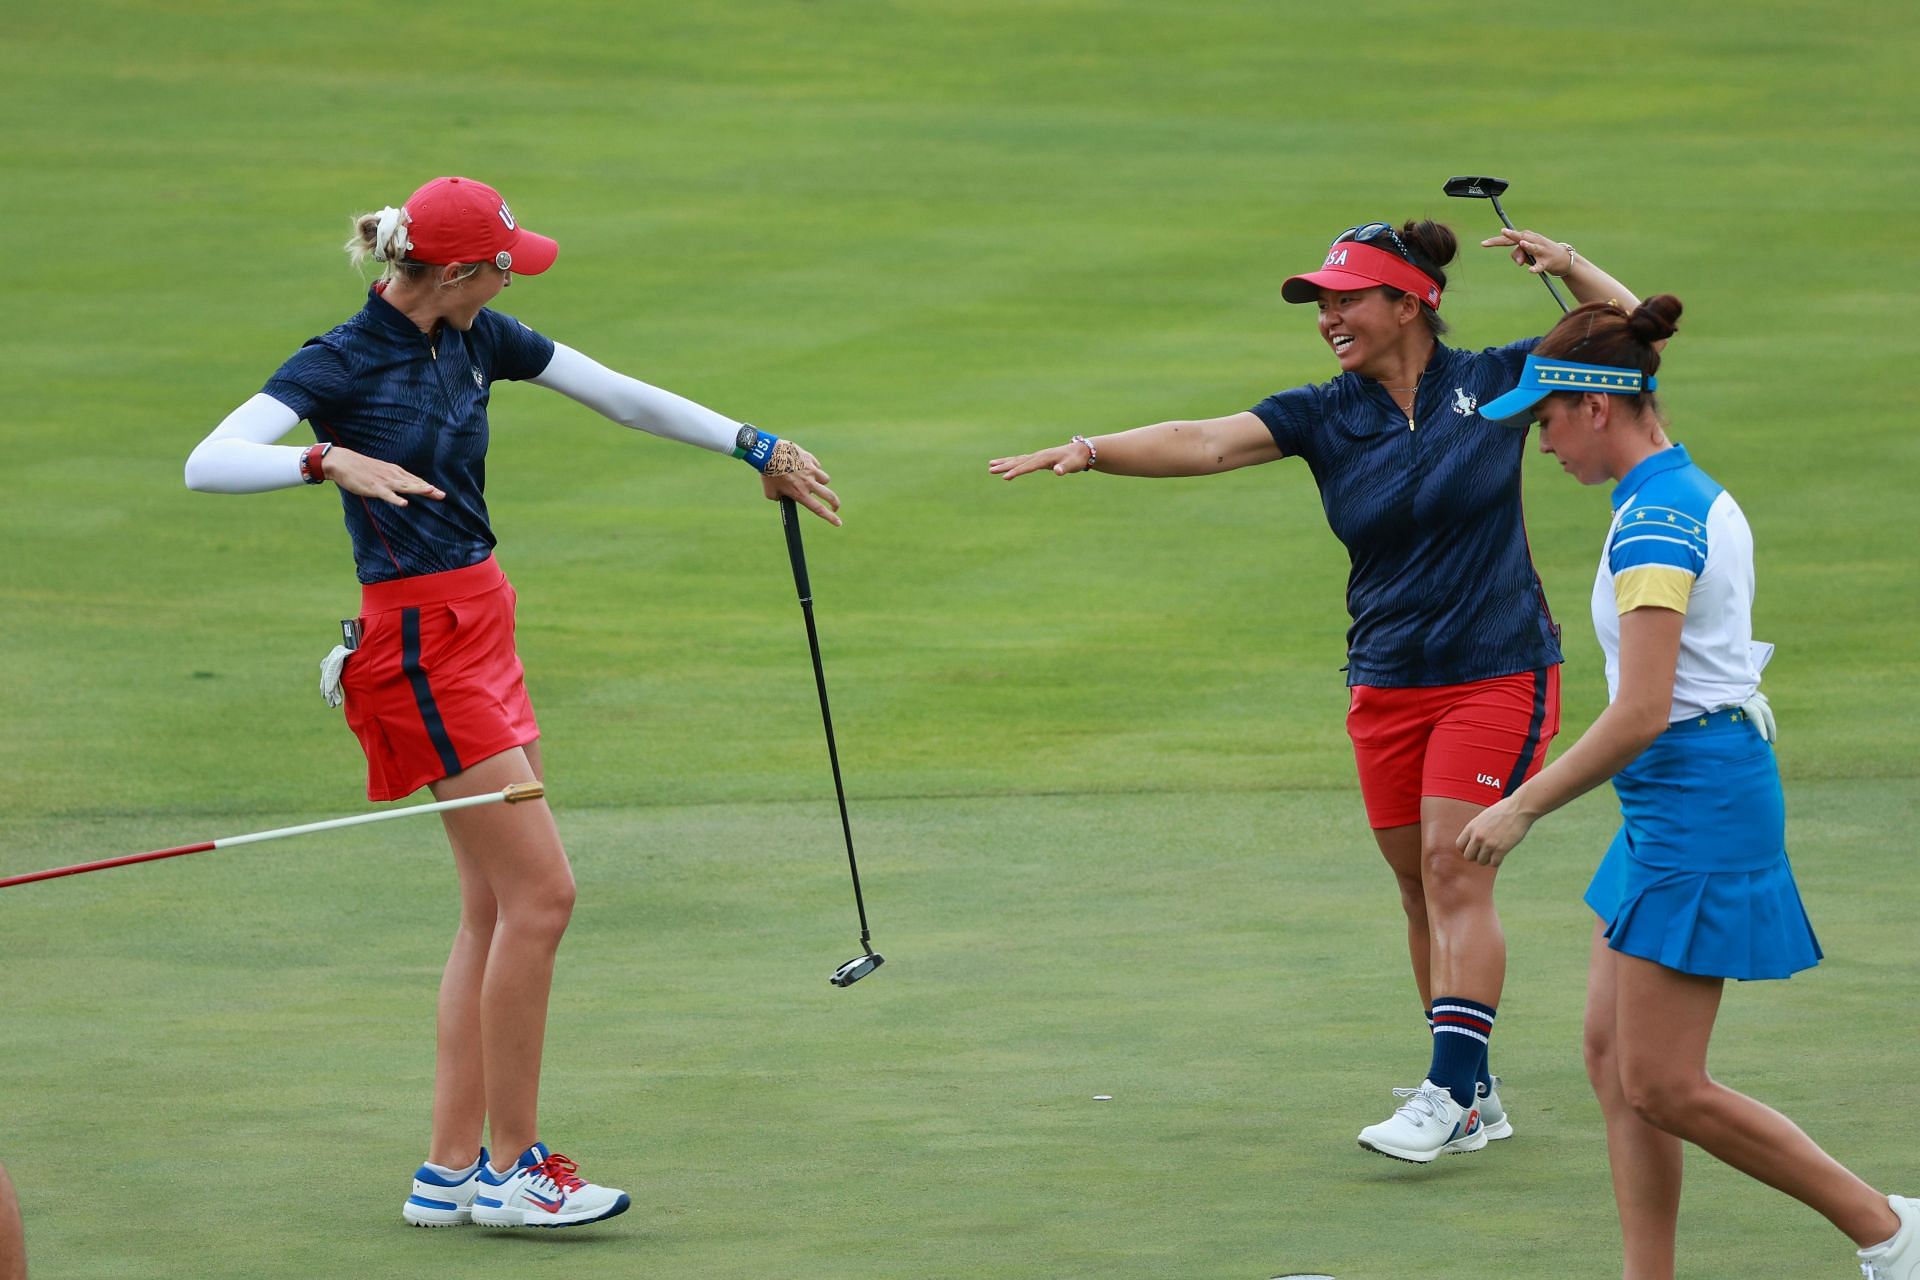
[
  {"left": 1742, "top": 640, "right": 1777, "bottom": 742},
  {"left": 320, "top": 644, "right": 351, "bottom": 709}
]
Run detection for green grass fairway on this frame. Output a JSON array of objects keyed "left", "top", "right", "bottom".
[
  {"left": 5, "top": 786, "right": 1916, "bottom": 1278},
  {"left": 3, "top": 2, "right": 1917, "bottom": 1277}
]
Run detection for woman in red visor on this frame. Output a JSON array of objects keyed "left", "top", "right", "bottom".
[{"left": 991, "top": 218, "right": 1644, "bottom": 1163}]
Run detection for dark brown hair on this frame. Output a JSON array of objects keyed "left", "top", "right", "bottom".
[
  {"left": 1534, "top": 294, "right": 1683, "bottom": 413},
  {"left": 1384, "top": 219, "right": 1457, "bottom": 337}
]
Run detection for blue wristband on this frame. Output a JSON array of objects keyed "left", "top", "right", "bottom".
[{"left": 733, "top": 424, "right": 779, "bottom": 472}]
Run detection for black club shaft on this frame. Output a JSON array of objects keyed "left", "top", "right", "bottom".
[{"left": 779, "top": 497, "right": 874, "bottom": 950}]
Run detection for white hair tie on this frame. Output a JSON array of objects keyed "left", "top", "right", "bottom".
[{"left": 372, "top": 205, "right": 412, "bottom": 263}]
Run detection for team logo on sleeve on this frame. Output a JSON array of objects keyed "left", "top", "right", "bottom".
[
  {"left": 1453, "top": 387, "right": 1477, "bottom": 416},
  {"left": 471, "top": 366, "right": 485, "bottom": 390}
]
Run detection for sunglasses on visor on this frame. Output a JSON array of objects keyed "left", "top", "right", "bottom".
[{"left": 1332, "top": 222, "right": 1413, "bottom": 261}]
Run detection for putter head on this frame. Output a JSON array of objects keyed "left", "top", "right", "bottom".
[
  {"left": 1443, "top": 175, "right": 1510, "bottom": 199},
  {"left": 830, "top": 952, "right": 884, "bottom": 987}
]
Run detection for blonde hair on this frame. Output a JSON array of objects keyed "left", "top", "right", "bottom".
[{"left": 345, "top": 208, "right": 483, "bottom": 288}]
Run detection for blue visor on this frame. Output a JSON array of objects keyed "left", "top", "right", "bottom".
[{"left": 1480, "top": 354, "right": 1657, "bottom": 424}]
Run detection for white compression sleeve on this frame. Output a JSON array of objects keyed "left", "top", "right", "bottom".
[
  {"left": 530, "top": 342, "right": 741, "bottom": 454},
  {"left": 184, "top": 394, "right": 307, "bottom": 492}
]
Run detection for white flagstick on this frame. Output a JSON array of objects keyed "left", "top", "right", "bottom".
[{"left": 0, "top": 783, "right": 545, "bottom": 890}]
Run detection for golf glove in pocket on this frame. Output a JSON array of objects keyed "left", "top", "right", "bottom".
[
  {"left": 1741, "top": 689, "right": 1776, "bottom": 744},
  {"left": 1743, "top": 640, "right": 1777, "bottom": 743},
  {"left": 320, "top": 644, "right": 351, "bottom": 709}
]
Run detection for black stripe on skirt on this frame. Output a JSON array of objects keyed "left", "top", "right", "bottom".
[{"left": 401, "top": 606, "right": 464, "bottom": 778}]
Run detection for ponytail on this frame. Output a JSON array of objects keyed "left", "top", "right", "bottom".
[{"left": 343, "top": 205, "right": 479, "bottom": 289}]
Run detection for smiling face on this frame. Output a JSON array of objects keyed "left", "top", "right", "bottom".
[{"left": 1316, "top": 286, "right": 1419, "bottom": 378}]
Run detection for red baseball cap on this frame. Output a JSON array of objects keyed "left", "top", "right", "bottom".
[
  {"left": 1282, "top": 241, "right": 1441, "bottom": 309},
  {"left": 401, "top": 176, "right": 559, "bottom": 275}
]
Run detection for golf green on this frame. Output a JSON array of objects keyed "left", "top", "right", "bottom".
[{"left": 3, "top": 1, "right": 1915, "bottom": 1276}]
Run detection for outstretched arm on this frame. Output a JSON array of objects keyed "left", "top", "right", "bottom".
[
  {"left": 989, "top": 411, "right": 1281, "bottom": 480},
  {"left": 532, "top": 343, "right": 841, "bottom": 524},
  {"left": 1483, "top": 229, "right": 1643, "bottom": 312},
  {"left": 531, "top": 343, "right": 743, "bottom": 453},
  {"left": 184, "top": 395, "right": 445, "bottom": 506}
]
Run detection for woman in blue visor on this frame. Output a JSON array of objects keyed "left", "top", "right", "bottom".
[{"left": 1458, "top": 295, "right": 1917, "bottom": 1280}]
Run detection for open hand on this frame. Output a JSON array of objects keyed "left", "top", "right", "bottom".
[
  {"left": 762, "top": 441, "right": 841, "bottom": 526},
  {"left": 323, "top": 447, "right": 445, "bottom": 507},
  {"left": 988, "top": 440, "right": 1093, "bottom": 480}
]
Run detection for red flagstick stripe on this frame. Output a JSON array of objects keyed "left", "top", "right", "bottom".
[
  {"left": 0, "top": 782, "right": 543, "bottom": 891},
  {"left": 0, "top": 841, "right": 218, "bottom": 889}
]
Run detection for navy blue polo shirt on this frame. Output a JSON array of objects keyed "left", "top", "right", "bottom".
[
  {"left": 1250, "top": 338, "right": 1563, "bottom": 688},
  {"left": 262, "top": 285, "right": 556, "bottom": 584}
]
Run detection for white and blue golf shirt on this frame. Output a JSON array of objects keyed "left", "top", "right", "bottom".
[{"left": 1593, "top": 445, "right": 1763, "bottom": 721}]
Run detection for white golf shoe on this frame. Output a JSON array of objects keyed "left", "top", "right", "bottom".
[
  {"left": 1357, "top": 1079, "right": 1486, "bottom": 1164},
  {"left": 402, "top": 1148, "right": 487, "bottom": 1227},
  {"left": 1858, "top": 1196, "right": 1920, "bottom": 1279},
  {"left": 471, "top": 1142, "right": 631, "bottom": 1229},
  {"left": 1477, "top": 1075, "right": 1513, "bottom": 1141}
]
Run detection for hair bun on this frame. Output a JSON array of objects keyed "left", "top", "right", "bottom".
[
  {"left": 1628, "top": 294, "right": 1683, "bottom": 344},
  {"left": 1399, "top": 219, "right": 1458, "bottom": 271}
]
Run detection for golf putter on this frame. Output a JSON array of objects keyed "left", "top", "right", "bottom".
[
  {"left": 778, "top": 497, "right": 884, "bottom": 988},
  {"left": 1443, "top": 176, "right": 1570, "bottom": 313}
]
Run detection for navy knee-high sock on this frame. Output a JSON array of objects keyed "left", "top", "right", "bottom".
[
  {"left": 1429, "top": 1004, "right": 1497, "bottom": 1099},
  {"left": 1427, "top": 997, "right": 1496, "bottom": 1108}
]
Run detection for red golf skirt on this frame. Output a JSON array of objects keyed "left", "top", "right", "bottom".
[
  {"left": 1347, "top": 666, "right": 1560, "bottom": 829},
  {"left": 341, "top": 556, "right": 539, "bottom": 801}
]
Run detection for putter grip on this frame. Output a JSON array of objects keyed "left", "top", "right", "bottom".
[{"left": 780, "top": 497, "right": 812, "bottom": 600}]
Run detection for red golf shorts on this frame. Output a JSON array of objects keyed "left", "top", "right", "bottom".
[
  {"left": 1346, "top": 666, "right": 1561, "bottom": 829},
  {"left": 341, "top": 556, "right": 539, "bottom": 801}
]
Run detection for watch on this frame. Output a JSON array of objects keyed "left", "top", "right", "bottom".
[{"left": 300, "top": 442, "right": 333, "bottom": 485}]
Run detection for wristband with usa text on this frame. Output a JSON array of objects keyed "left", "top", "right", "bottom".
[{"left": 733, "top": 424, "right": 781, "bottom": 472}]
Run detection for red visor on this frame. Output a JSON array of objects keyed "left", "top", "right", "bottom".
[{"left": 1282, "top": 241, "right": 1441, "bottom": 309}]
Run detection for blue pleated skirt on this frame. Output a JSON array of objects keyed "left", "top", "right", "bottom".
[{"left": 1583, "top": 708, "right": 1822, "bottom": 981}]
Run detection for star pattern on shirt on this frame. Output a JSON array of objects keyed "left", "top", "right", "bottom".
[{"left": 1630, "top": 509, "right": 1702, "bottom": 535}]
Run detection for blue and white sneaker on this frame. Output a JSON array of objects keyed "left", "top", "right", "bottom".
[
  {"left": 1357, "top": 1079, "right": 1487, "bottom": 1164},
  {"left": 471, "top": 1142, "right": 631, "bottom": 1229},
  {"left": 403, "top": 1148, "right": 488, "bottom": 1227}
]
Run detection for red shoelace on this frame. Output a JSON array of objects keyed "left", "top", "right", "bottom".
[{"left": 530, "top": 1152, "right": 585, "bottom": 1193}]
